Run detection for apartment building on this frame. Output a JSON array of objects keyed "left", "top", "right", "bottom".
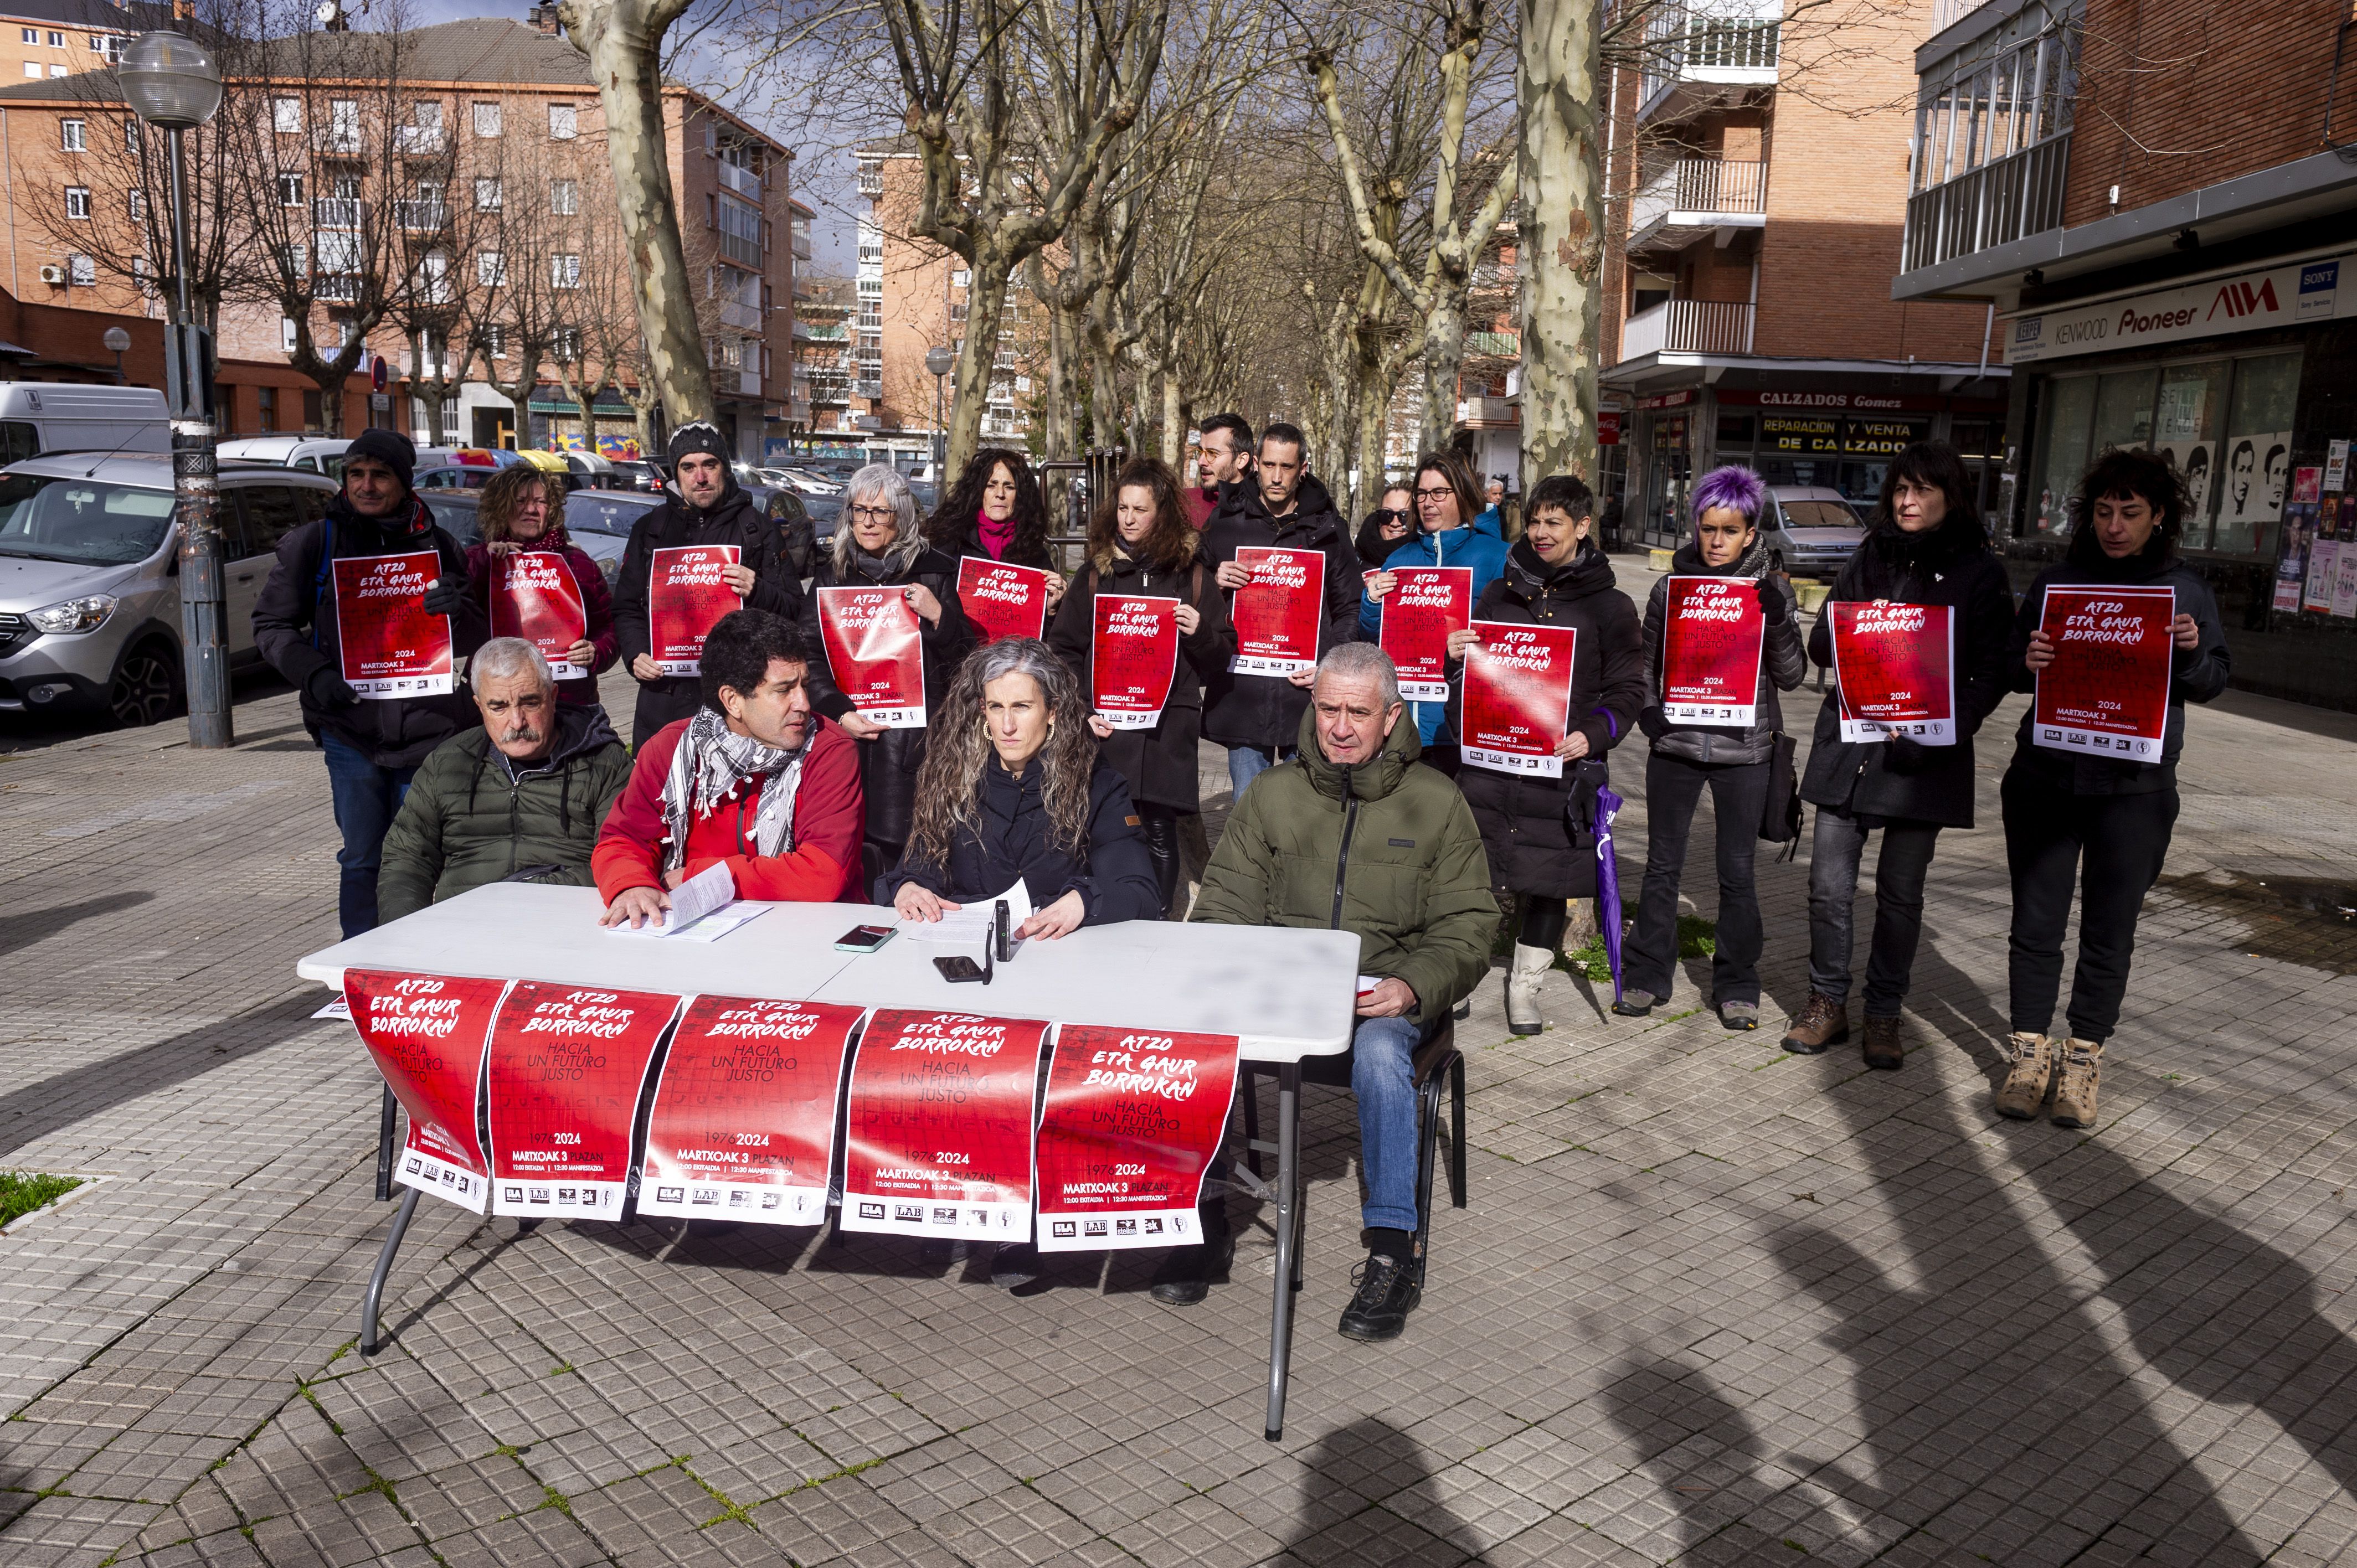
[
  {"left": 791, "top": 270, "right": 856, "bottom": 450},
  {"left": 1599, "top": 0, "right": 2004, "bottom": 546},
  {"left": 2, "top": 0, "right": 135, "bottom": 84}
]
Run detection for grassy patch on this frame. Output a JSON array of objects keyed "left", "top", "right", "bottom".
[
  {"left": 0, "top": 1171, "right": 83, "bottom": 1227},
  {"left": 1558, "top": 906, "right": 1717, "bottom": 983}
]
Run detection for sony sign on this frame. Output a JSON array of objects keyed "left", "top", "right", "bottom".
[{"left": 2006, "top": 257, "right": 2341, "bottom": 365}]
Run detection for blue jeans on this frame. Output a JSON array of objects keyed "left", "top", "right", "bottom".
[
  {"left": 1352, "top": 1013, "right": 1438, "bottom": 1232},
  {"left": 322, "top": 730, "right": 418, "bottom": 939},
  {"left": 1226, "top": 744, "right": 1291, "bottom": 803}
]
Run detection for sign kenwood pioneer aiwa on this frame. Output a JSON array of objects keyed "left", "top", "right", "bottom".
[{"left": 2007, "top": 257, "right": 2342, "bottom": 365}]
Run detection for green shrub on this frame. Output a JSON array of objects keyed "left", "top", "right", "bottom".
[{"left": 0, "top": 1170, "right": 83, "bottom": 1227}]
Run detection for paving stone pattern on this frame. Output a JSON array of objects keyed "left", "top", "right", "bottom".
[{"left": 3, "top": 634, "right": 2356, "bottom": 1566}]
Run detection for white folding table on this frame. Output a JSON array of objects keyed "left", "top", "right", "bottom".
[{"left": 297, "top": 883, "right": 1358, "bottom": 1439}]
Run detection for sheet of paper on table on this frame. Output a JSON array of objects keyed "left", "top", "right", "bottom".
[
  {"left": 900, "top": 878, "right": 1034, "bottom": 944},
  {"left": 604, "top": 862, "right": 759, "bottom": 941}
]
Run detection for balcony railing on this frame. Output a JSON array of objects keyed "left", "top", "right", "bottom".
[
  {"left": 716, "top": 160, "right": 760, "bottom": 200},
  {"left": 717, "top": 298, "right": 761, "bottom": 331},
  {"left": 856, "top": 167, "right": 883, "bottom": 197},
  {"left": 1618, "top": 298, "right": 1755, "bottom": 360},
  {"left": 735, "top": 369, "right": 762, "bottom": 396},
  {"left": 1629, "top": 157, "right": 1767, "bottom": 243},
  {"left": 394, "top": 125, "right": 446, "bottom": 156},
  {"left": 1902, "top": 132, "right": 2070, "bottom": 275},
  {"left": 809, "top": 374, "right": 851, "bottom": 404},
  {"left": 316, "top": 273, "right": 362, "bottom": 303},
  {"left": 717, "top": 228, "right": 761, "bottom": 269},
  {"left": 312, "top": 127, "right": 364, "bottom": 157},
  {"left": 313, "top": 197, "right": 363, "bottom": 229},
  {"left": 1640, "top": 0, "right": 1780, "bottom": 116},
  {"left": 394, "top": 199, "right": 448, "bottom": 231}
]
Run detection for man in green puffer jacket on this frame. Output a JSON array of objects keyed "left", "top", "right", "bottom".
[
  {"left": 377, "top": 639, "right": 632, "bottom": 924},
  {"left": 1181, "top": 643, "right": 1496, "bottom": 1342}
]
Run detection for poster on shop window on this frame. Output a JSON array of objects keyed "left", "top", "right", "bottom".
[
  {"left": 649, "top": 545, "right": 742, "bottom": 677},
  {"left": 2305, "top": 538, "right": 2339, "bottom": 613},
  {"left": 1828, "top": 601, "right": 1957, "bottom": 745},
  {"left": 840, "top": 1010, "right": 1048, "bottom": 1240},
  {"left": 816, "top": 585, "right": 927, "bottom": 728},
  {"left": 1378, "top": 567, "right": 1473, "bottom": 702},
  {"left": 490, "top": 551, "right": 589, "bottom": 679},
  {"left": 957, "top": 558, "right": 1052, "bottom": 646},
  {"left": 637, "top": 997, "right": 864, "bottom": 1226},
  {"left": 2032, "top": 585, "right": 2175, "bottom": 762},
  {"left": 343, "top": 969, "right": 513, "bottom": 1213},
  {"left": 1659, "top": 576, "right": 1766, "bottom": 726},
  {"left": 1460, "top": 620, "right": 1579, "bottom": 778},
  {"left": 1090, "top": 595, "right": 1182, "bottom": 730},
  {"left": 1227, "top": 547, "right": 1324, "bottom": 676},
  {"left": 333, "top": 551, "right": 455, "bottom": 698},
  {"left": 483, "top": 982, "right": 682, "bottom": 1221},
  {"left": 1035, "top": 1026, "right": 1239, "bottom": 1253}
]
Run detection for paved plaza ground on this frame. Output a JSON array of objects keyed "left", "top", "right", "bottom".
[{"left": 4, "top": 597, "right": 2357, "bottom": 1567}]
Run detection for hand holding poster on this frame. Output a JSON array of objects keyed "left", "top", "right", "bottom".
[
  {"left": 490, "top": 551, "right": 589, "bottom": 678},
  {"left": 334, "top": 551, "right": 455, "bottom": 698},
  {"left": 1035, "top": 1027, "right": 1239, "bottom": 1252},
  {"left": 1090, "top": 595, "right": 1181, "bottom": 730},
  {"left": 485, "top": 982, "right": 681, "bottom": 1220},
  {"left": 1228, "top": 546, "right": 1324, "bottom": 675},
  {"left": 841, "top": 1009, "right": 1048, "bottom": 1239},
  {"left": 816, "top": 585, "right": 927, "bottom": 728},
  {"left": 344, "top": 969, "right": 512, "bottom": 1212},
  {"left": 1378, "top": 567, "right": 1473, "bottom": 702},
  {"left": 1660, "top": 576, "right": 1766, "bottom": 725},
  {"left": 2034, "top": 585, "right": 2175, "bottom": 761},
  {"left": 957, "top": 558, "right": 1052, "bottom": 645},
  {"left": 1460, "top": 621, "right": 1579, "bottom": 778},
  {"left": 650, "top": 545, "right": 743, "bottom": 677},
  {"left": 638, "top": 997, "right": 863, "bottom": 1226},
  {"left": 1829, "top": 601, "right": 1957, "bottom": 744}
]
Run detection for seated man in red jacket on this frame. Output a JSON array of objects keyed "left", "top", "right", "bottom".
[{"left": 594, "top": 608, "right": 864, "bottom": 925}]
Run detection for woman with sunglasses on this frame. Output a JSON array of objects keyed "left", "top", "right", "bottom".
[{"left": 1354, "top": 482, "right": 1418, "bottom": 569}]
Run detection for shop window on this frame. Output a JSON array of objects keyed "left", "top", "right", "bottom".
[
  {"left": 2214, "top": 352, "right": 2298, "bottom": 555},
  {"left": 2089, "top": 368, "right": 2157, "bottom": 454},
  {"left": 2153, "top": 360, "right": 2227, "bottom": 545},
  {"left": 2030, "top": 374, "right": 2097, "bottom": 537},
  {"left": 1716, "top": 411, "right": 1755, "bottom": 449}
]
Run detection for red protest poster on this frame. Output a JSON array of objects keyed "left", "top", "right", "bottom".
[
  {"left": 1035, "top": 1026, "right": 1239, "bottom": 1253},
  {"left": 1461, "top": 620, "right": 1579, "bottom": 779},
  {"left": 816, "top": 584, "right": 927, "bottom": 728},
  {"left": 344, "top": 969, "right": 512, "bottom": 1213},
  {"left": 638, "top": 997, "right": 863, "bottom": 1227},
  {"left": 1228, "top": 546, "right": 1324, "bottom": 675},
  {"left": 650, "top": 545, "right": 742, "bottom": 677},
  {"left": 1660, "top": 576, "right": 1766, "bottom": 725},
  {"left": 483, "top": 982, "right": 681, "bottom": 1221},
  {"left": 333, "top": 551, "right": 454, "bottom": 698},
  {"left": 1379, "top": 567, "right": 1473, "bottom": 703},
  {"left": 2034, "top": 585, "right": 2175, "bottom": 762},
  {"left": 1090, "top": 595, "right": 1181, "bottom": 730},
  {"left": 1830, "top": 601, "right": 1957, "bottom": 745},
  {"left": 490, "top": 550, "right": 588, "bottom": 679},
  {"left": 841, "top": 1009, "right": 1048, "bottom": 1240},
  {"left": 957, "top": 557, "right": 1052, "bottom": 646}
]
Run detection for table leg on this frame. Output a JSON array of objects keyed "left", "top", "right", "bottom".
[
  {"left": 359, "top": 1187, "right": 421, "bottom": 1356},
  {"left": 1263, "top": 1061, "right": 1301, "bottom": 1442},
  {"left": 374, "top": 1086, "right": 398, "bottom": 1202}
]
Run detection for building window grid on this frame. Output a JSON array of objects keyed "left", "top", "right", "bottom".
[
  {"left": 1911, "top": 2, "right": 2080, "bottom": 197},
  {"left": 60, "top": 118, "right": 83, "bottom": 151},
  {"left": 63, "top": 185, "right": 88, "bottom": 219}
]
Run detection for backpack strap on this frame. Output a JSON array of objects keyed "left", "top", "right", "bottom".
[{"left": 307, "top": 510, "right": 336, "bottom": 649}]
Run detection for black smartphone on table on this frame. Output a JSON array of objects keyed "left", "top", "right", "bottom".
[
  {"left": 932, "top": 955, "right": 988, "bottom": 982},
  {"left": 834, "top": 924, "right": 896, "bottom": 953}
]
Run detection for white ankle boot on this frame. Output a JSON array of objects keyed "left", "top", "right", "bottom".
[{"left": 1506, "top": 943, "right": 1552, "bottom": 1036}]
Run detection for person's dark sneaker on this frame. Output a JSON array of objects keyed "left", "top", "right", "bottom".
[
  {"left": 1148, "top": 1209, "right": 1234, "bottom": 1306},
  {"left": 1719, "top": 1000, "right": 1760, "bottom": 1032},
  {"left": 1610, "top": 988, "right": 1660, "bottom": 1018},
  {"left": 1780, "top": 992, "right": 1849, "bottom": 1055},
  {"left": 1861, "top": 1014, "right": 1906, "bottom": 1071},
  {"left": 989, "top": 1242, "right": 1041, "bottom": 1289},
  {"left": 1336, "top": 1248, "right": 1422, "bottom": 1342}
]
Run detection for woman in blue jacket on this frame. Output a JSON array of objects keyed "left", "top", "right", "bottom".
[{"left": 1360, "top": 450, "right": 1511, "bottom": 770}]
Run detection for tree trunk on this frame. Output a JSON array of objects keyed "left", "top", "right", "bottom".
[
  {"left": 1161, "top": 370, "right": 1181, "bottom": 467},
  {"left": 946, "top": 256, "right": 1012, "bottom": 477},
  {"left": 1357, "top": 391, "right": 1390, "bottom": 513},
  {"left": 1418, "top": 294, "right": 1468, "bottom": 456},
  {"left": 1517, "top": 0, "right": 1605, "bottom": 484}
]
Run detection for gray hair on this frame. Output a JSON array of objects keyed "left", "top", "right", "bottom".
[
  {"left": 472, "top": 637, "right": 552, "bottom": 689},
  {"left": 1313, "top": 642, "right": 1401, "bottom": 708},
  {"left": 832, "top": 462, "right": 923, "bottom": 576}
]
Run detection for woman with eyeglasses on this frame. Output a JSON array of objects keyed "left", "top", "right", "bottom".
[
  {"left": 1360, "top": 451, "right": 1511, "bottom": 772},
  {"left": 1353, "top": 482, "right": 1418, "bottom": 569}
]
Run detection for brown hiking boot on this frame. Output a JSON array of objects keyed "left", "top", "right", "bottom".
[
  {"left": 1779, "top": 993, "right": 1849, "bottom": 1055},
  {"left": 1993, "top": 1033, "right": 2056, "bottom": 1119},
  {"left": 2050, "top": 1038, "right": 2103, "bottom": 1128},
  {"left": 1861, "top": 1014, "right": 1906, "bottom": 1070}
]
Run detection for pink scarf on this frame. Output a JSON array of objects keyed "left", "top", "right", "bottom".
[{"left": 975, "top": 506, "right": 1016, "bottom": 560}]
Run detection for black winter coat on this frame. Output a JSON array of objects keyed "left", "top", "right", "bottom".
[
  {"left": 887, "top": 756, "right": 1162, "bottom": 925},
  {"left": 252, "top": 494, "right": 488, "bottom": 770},
  {"left": 1446, "top": 543, "right": 1646, "bottom": 899},
  {"left": 1046, "top": 544, "right": 1237, "bottom": 813},
  {"left": 1802, "top": 515, "right": 2015, "bottom": 829},
  {"left": 612, "top": 483, "right": 802, "bottom": 744},
  {"left": 800, "top": 544, "right": 975, "bottom": 849},
  {"left": 1641, "top": 534, "right": 1808, "bottom": 767},
  {"left": 1354, "top": 510, "right": 1413, "bottom": 570},
  {"left": 1197, "top": 473, "right": 1363, "bottom": 750}
]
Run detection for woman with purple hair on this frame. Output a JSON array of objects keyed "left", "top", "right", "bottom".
[{"left": 1618, "top": 465, "right": 1807, "bottom": 1030}]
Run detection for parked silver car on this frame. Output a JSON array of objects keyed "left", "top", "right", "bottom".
[
  {"left": 0, "top": 453, "right": 337, "bottom": 725},
  {"left": 1762, "top": 486, "right": 1867, "bottom": 580}
]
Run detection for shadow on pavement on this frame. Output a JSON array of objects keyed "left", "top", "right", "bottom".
[
  {"left": 1284, "top": 1415, "right": 1483, "bottom": 1563},
  {"left": 0, "top": 890, "right": 155, "bottom": 961}
]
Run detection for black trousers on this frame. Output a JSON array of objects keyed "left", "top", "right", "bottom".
[
  {"left": 1807, "top": 809, "right": 1943, "bottom": 1017},
  {"left": 1626, "top": 751, "right": 1771, "bottom": 1005},
  {"left": 1136, "top": 802, "right": 1184, "bottom": 919},
  {"left": 2003, "top": 770, "right": 2179, "bottom": 1043}
]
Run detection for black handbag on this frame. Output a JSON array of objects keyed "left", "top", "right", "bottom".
[{"left": 1760, "top": 731, "right": 1803, "bottom": 855}]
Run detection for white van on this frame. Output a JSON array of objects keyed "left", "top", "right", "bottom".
[{"left": 0, "top": 384, "right": 169, "bottom": 461}]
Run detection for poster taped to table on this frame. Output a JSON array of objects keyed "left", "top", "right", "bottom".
[
  {"left": 1660, "top": 576, "right": 1765, "bottom": 725},
  {"left": 1460, "top": 621, "right": 1578, "bottom": 778},
  {"left": 649, "top": 545, "right": 742, "bottom": 677},
  {"left": 333, "top": 551, "right": 454, "bottom": 698},
  {"left": 1035, "top": 1026, "right": 1239, "bottom": 1253},
  {"left": 1378, "top": 567, "right": 1473, "bottom": 702},
  {"left": 816, "top": 585, "right": 927, "bottom": 728},
  {"left": 490, "top": 550, "right": 589, "bottom": 679},
  {"left": 484, "top": 982, "right": 681, "bottom": 1221},
  {"left": 1228, "top": 546, "right": 1324, "bottom": 675},
  {"left": 2033, "top": 585, "right": 2175, "bottom": 761},
  {"left": 957, "top": 557, "right": 1052, "bottom": 646},
  {"left": 1829, "top": 601, "right": 1957, "bottom": 744},
  {"left": 637, "top": 997, "right": 865, "bottom": 1226},
  {"left": 841, "top": 1009, "right": 1048, "bottom": 1239},
  {"left": 1090, "top": 594, "right": 1181, "bottom": 730},
  {"left": 343, "top": 969, "right": 513, "bottom": 1213}
]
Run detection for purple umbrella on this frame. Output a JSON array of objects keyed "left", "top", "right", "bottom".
[{"left": 1592, "top": 783, "right": 1627, "bottom": 1004}]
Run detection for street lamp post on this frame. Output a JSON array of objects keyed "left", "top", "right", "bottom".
[
  {"left": 121, "top": 32, "right": 228, "bottom": 748},
  {"left": 103, "top": 324, "right": 130, "bottom": 381},
  {"left": 925, "top": 344, "right": 953, "bottom": 481}
]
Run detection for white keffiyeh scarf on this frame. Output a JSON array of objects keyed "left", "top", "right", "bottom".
[{"left": 657, "top": 708, "right": 807, "bottom": 873}]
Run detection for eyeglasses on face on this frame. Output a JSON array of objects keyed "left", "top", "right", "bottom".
[
  {"left": 1414, "top": 487, "right": 1454, "bottom": 502},
  {"left": 849, "top": 504, "right": 897, "bottom": 523}
]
